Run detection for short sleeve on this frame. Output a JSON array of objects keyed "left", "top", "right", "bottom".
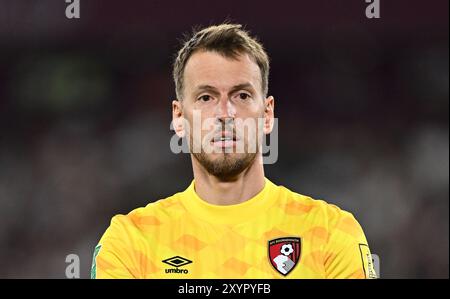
[
  {"left": 323, "top": 207, "right": 377, "bottom": 279},
  {"left": 91, "top": 216, "right": 140, "bottom": 279}
]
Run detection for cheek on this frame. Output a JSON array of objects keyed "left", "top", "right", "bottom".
[
  {"left": 238, "top": 106, "right": 264, "bottom": 122},
  {"left": 200, "top": 116, "right": 217, "bottom": 140},
  {"left": 187, "top": 112, "right": 217, "bottom": 143}
]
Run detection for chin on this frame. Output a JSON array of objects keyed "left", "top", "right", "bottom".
[{"left": 193, "top": 151, "right": 257, "bottom": 181}]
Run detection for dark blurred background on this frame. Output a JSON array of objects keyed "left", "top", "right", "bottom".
[{"left": 0, "top": 0, "right": 448, "bottom": 278}]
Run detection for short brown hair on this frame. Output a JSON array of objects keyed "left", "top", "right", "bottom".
[{"left": 173, "top": 23, "right": 270, "bottom": 100}]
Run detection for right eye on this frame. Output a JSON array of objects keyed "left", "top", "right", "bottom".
[{"left": 198, "top": 95, "right": 212, "bottom": 102}]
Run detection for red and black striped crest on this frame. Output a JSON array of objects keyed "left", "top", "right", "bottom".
[{"left": 268, "top": 237, "right": 301, "bottom": 276}]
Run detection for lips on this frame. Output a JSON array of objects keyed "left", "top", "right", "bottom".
[
  {"left": 210, "top": 131, "right": 239, "bottom": 148},
  {"left": 211, "top": 131, "right": 237, "bottom": 142}
]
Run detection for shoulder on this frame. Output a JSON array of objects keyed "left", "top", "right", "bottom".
[
  {"left": 276, "top": 183, "right": 363, "bottom": 235},
  {"left": 102, "top": 191, "right": 186, "bottom": 238}
]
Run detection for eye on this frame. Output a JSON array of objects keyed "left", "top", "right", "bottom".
[
  {"left": 198, "top": 95, "right": 212, "bottom": 102},
  {"left": 238, "top": 93, "right": 251, "bottom": 100}
]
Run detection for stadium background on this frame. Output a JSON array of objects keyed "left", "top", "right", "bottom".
[{"left": 0, "top": 0, "right": 448, "bottom": 278}]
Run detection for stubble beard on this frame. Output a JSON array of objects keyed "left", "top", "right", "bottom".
[{"left": 191, "top": 143, "right": 258, "bottom": 182}]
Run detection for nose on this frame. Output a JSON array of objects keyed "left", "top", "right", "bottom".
[{"left": 214, "top": 96, "right": 236, "bottom": 121}]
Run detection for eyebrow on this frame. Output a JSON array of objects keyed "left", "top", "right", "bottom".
[
  {"left": 194, "top": 82, "right": 255, "bottom": 97},
  {"left": 194, "top": 85, "right": 220, "bottom": 97},
  {"left": 229, "top": 83, "right": 255, "bottom": 95}
]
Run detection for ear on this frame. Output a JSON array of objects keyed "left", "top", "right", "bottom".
[
  {"left": 172, "top": 100, "right": 185, "bottom": 138},
  {"left": 263, "top": 96, "right": 275, "bottom": 134}
]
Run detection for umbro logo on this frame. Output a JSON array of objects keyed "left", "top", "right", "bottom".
[{"left": 162, "top": 256, "right": 192, "bottom": 274}]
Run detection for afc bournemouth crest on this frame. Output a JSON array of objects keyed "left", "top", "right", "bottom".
[{"left": 268, "top": 237, "right": 301, "bottom": 276}]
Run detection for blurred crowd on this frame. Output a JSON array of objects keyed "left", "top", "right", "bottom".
[{"left": 0, "top": 0, "right": 448, "bottom": 278}]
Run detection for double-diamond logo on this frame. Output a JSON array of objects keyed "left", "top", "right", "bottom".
[{"left": 162, "top": 256, "right": 192, "bottom": 274}]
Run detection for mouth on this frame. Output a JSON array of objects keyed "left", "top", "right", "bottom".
[{"left": 210, "top": 131, "right": 238, "bottom": 148}]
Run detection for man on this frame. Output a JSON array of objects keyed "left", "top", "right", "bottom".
[{"left": 92, "top": 23, "right": 377, "bottom": 279}]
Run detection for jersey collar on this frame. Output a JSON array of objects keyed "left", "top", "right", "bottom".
[{"left": 180, "top": 177, "right": 278, "bottom": 225}]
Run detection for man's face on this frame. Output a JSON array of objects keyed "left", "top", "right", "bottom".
[{"left": 173, "top": 50, "right": 274, "bottom": 180}]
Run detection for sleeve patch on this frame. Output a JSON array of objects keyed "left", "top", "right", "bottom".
[
  {"left": 359, "top": 243, "right": 377, "bottom": 279},
  {"left": 90, "top": 244, "right": 102, "bottom": 279}
]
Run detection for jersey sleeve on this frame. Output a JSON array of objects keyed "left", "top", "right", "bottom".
[
  {"left": 323, "top": 206, "right": 377, "bottom": 279},
  {"left": 91, "top": 215, "right": 140, "bottom": 279}
]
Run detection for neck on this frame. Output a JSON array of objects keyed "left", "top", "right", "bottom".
[{"left": 191, "top": 155, "right": 266, "bottom": 206}]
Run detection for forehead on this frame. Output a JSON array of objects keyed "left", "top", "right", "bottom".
[{"left": 183, "top": 50, "right": 262, "bottom": 93}]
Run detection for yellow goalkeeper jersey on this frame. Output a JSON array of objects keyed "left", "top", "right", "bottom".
[{"left": 92, "top": 178, "right": 376, "bottom": 279}]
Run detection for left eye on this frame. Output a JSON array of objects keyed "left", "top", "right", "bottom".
[{"left": 238, "top": 93, "right": 250, "bottom": 100}]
